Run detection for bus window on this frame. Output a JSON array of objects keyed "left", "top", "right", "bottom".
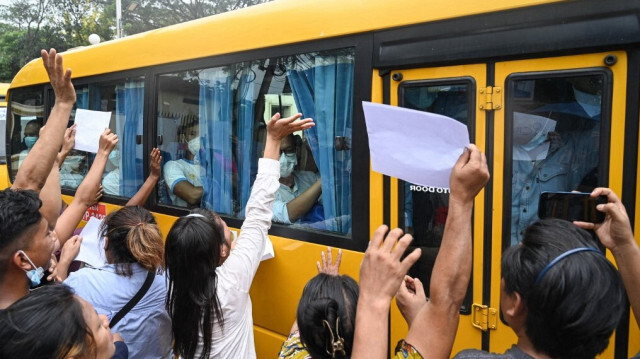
[
  {"left": 399, "top": 80, "right": 473, "bottom": 302},
  {"left": 53, "top": 80, "right": 145, "bottom": 195},
  {"left": 156, "top": 48, "right": 354, "bottom": 235},
  {"left": 8, "top": 86, "right": 44, "bottom": 181},
  {"left": 508, "top": 72, "right": 608, "bottom": 246}
]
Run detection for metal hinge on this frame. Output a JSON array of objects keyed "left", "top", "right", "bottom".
[
  {"left": 479, "top": 86, "right": 502, "bottom": 111},
  {"left": 471, "top": 303, "right": 498, "bottom": 331}
]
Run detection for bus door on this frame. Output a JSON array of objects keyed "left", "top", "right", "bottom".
[
  {"left": 385, "top": 65, "right": 487, "bottom": 355},
  {"left": 490, "top": 52, "right": 628, "bottom": 357}
]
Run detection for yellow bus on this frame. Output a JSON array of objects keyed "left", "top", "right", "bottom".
[{"left": 6, "top": 0, "right": 640, "bottom": 357}]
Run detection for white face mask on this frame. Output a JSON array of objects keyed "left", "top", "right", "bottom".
[
  {"left": 279, "top": 153, "right": 297, "bottom": 178},
  {"left": 188, "top": 137, "right": 200, "bottom": 156}
]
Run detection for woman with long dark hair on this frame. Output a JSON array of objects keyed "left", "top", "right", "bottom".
[
  {"left": 65, "top": 206, "right": 172, "bottom": 358},
  {"left": 0, "top": 284, "right": 128, "bottom": 359},
  {"left": 165, "top": 113, "right": 314, "bottom": 358}
]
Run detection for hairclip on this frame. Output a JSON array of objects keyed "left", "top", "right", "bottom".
[
  {"left": 535, "top": 247, "right": 602, "bottom": 284},
  {"left": 322, "top": 317, "right": 346, "bottom": 358},
  {"left": 185, "top": 213, "right": 205, "bottom": 218}
]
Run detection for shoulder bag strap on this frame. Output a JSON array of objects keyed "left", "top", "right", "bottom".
[{"left": 109, "top": 271, "right": 155, "bottom": 328}]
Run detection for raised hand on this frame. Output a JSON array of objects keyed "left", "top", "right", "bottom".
[
  {"left": 317, "top": 246, "right": 342, "bottom": 275},
  {"left": 266, "top": 113, "right": 314, "bottom": 142},
  {"left": 90, "top": 185, "right": 103, "bottom": 206},
  {"left": 98, "top": 129, "right": 118, "bottom": 155},
  {"left": 574, "top": 187, "right": 634, "bottom": 251},
  {"left": 449, "top": 144, "right": 490, "bottom": 205},
  {"left": 61, "top": 124, "right": 77, "bottom": 155},
  {"left": 359, "top": 226, "right": 421, "bottom": 305},
  {"left": 41, "top": 48, "right": 75, "bottom": 105},
  {"left": 149, "top": 148, "right": 162, "bottom": 179},
  {"left": 396, "top": 276, "right": 427, "bottom": 327}
]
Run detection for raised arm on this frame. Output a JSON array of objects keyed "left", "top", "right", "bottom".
[
  {"left": 351, "top": 226, "right": 421, "bottom": 359},
  {"left": 126, "top": 148, "right": 162, "bottom": 206},
  {"left": 12, "top": 49, "right": 76, "bottom": 192},
  {"left": 220, "top": 113, "right": 314, "bottom": 290},
  {"left": 403, "top": 144, "right": 489, "bottom": 358},
  {"left": 575, "top": 188, "right": 640, "bottom": 326},
  {"left": 55, "top": 129, "right": 118, "bottom": 245}
]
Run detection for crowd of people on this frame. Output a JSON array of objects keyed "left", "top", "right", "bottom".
[{"left": 0, "top": 48, "right": 639, "bottom": 359}]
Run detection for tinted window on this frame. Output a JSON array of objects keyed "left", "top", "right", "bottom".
[{"left": 156, "top": 48, "right": 355, "bottom": 235}]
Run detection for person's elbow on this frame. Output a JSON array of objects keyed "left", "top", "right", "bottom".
[{"left": 180, "top": 187, "right": 203, "bottom": 206}]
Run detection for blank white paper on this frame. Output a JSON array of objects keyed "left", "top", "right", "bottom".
[
  {"left": 75, "top": 216, "right": 107, "bottom": 268},
  {"left": 73, "top": 109, "right": 111, "bottom": 153},
  {"left": 362, "top": 101, "right": 470, "bottom": 189}
]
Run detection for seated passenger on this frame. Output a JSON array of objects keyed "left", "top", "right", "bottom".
[
  {"left": 0, "top": 284, "right": 128, "bottom": 358},
  {"left": 64, "top": 206, "right": 172, "bottom": 358},
  {"left": 279, "top": 247, "right": 359, "bottom": 359},
  {"left": 163, "top": 120, "right": 203, "bottom": 206},
  {"left": 273, "top": 134, "right": 322, "bottom": 224},
  {"left": 16, "top": 119, "right": 42, "bottom": 168}
]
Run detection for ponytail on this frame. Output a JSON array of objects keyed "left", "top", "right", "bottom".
[
  {"left": 101, "top": 206, "right": 163, "bottom": 276},
  {"left": 126, "top": 221, "right": 164, "bottom": 273}
]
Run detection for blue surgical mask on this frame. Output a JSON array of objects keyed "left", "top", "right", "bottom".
[
  {"left": 24, "top": 136, "right": 37, "bottom": 150},
  {"left": 17, "top": 250, "right": 45, "bottom": 287},
  {"left": 279, "top": 153, "right": 297, "bottom": 178}
]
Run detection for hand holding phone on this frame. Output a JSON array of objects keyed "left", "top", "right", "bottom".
[{"left": 538, "top": 191, "right": 608, "bottom": 223}]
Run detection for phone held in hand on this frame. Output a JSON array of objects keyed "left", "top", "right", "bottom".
[{"left": 538, "top": 191, "right": 607, "bottom": 223}]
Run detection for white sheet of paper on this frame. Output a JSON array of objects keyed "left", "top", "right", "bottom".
[
  {"left": 362, "top": 101, "right": 470, "bottom": 189},
  {"left": 75, "top": 217, "right": 107, "bottom": 268},
  {"left": 73, "top": 109, "right": 111, "bottom": 153},
  {"left": 261, "top": 237, "right": 275, "bottom": 261}
]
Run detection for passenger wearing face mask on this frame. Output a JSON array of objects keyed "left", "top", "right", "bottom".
[
  {"left": 16, "top": 119, "right": 42, "bottom": 169},
  {"left": 272, "top": 133, "right": 322, "bottom": 224},
  {"left": 163, "top": 121, "right": 204, "bottom": 207},
  {"left": 511, "top": 77, "right": 602, "bottom": 245}
]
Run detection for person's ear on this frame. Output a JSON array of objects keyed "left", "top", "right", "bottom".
[
  {"left": 503, "top": 290, "right": 526, "bottom": 319},
  {"left": 13, "top": 251, "right": 31, "bottom": 271}
]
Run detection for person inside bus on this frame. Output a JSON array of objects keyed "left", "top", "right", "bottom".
[
  {"left": 350, "top": 144, "right": 489, "bottom": 359},
  {"left": 164, "top": 112, "right": 314, "bottom": 359},
  {"left": 511, "top": 76, "right": 602, "bottom": 245},
  {"left": 102, "top": 147, "right": 162, "bottom": 198},
  {"left": 163, "top": 120, "right": 203, "bottom": 207},
  {"left": 273, "top": 133, "right": 322, "bottom": 225},
  {"left": 16, "top": 119, "right": 42, "bottom": 168},
  {"left": 0, "top": 48, "right": 77, "bottom": 310},
  {"left": 0, "top": 284, "right": 128, "bottom": 358},
  {"left": 278, "top": 247, "right": 360, "bottom": 359},
  {"left": 65, "top": 205, "right": 172, "bottom": 358}
]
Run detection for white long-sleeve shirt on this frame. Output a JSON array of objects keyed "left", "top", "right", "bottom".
[{"left": 194, "top": 158, "right": 279, "bottom": 359}]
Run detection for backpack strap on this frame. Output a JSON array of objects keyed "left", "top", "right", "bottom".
[{"left": 109, "top": 270, "right": 155, "bottom": 328}]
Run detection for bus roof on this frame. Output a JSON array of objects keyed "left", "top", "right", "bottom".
[{"left": 10, "top": 0, "right": 559, "bottom": 89}]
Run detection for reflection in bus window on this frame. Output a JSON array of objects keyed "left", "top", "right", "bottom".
[
  {"left": 509, "top": 74, "right": 604, "bottom": 245},
  {"left": 59, "top": 80, "right": 145, "bottom": 195},
  {"left": 156, "top": 48, "right": 354, "bottom": 235},
  {"left": 9, "top": 87, "right": 44, "bottom": 180},
  {"left": 400, "top": 82, "right": 471, "bottom": 303}
]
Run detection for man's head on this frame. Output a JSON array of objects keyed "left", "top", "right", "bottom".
[
  {"left": 0, "top": 189, "right": 53, "bottom": 286},
  {"left": 501, "top": 218, "right": 625, "bottom": 358},
  {"left": 279, "top": 134, "right": 298, "bottom": 178},
  {"left": 23, "top": 120, "right": 42, "bottom": 150}
]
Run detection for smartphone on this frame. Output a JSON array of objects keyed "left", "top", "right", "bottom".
[{"left": 538, "top": 191, "right": 607, "bottom": 223}]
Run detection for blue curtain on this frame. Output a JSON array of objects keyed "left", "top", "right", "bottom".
[
  {"left": 236, "top": 68, "right": 255, "bottom": 217},
  {"left": 75, "top": 88, "right": 89, "bottom": 110},
  {"left": 199, "top": 68, "right": 234, "bottom": 214},
  {"left": 116, "top": 81, "right": 144, "bottom": 197},
  {"left": 286, "top": 53, "right": 354, "bottom": 233}
]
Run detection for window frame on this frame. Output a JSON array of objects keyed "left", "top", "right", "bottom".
[
  {"left": 396, "top": 77, "right": 477, "bottom": 314},
  {"left": 501, "top": 68, "right": 614, "bottom": 251}
]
